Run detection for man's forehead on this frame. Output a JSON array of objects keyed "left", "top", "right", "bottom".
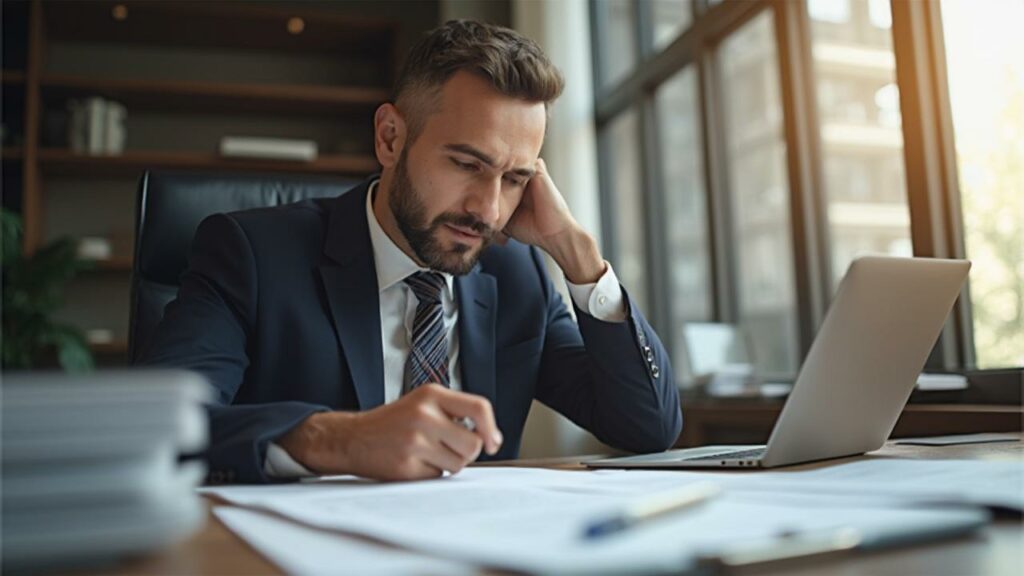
[{"left": 422, "top": 75, "right": 546, "bottom": 164}]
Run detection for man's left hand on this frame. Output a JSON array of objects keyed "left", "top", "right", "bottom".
[{"left": 502, "top": 158, "right": 607, "bottom": 284}]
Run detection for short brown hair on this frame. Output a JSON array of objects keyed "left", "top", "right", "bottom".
[{"left": 392, "top": 20, "right": 565, "bottom": 141}]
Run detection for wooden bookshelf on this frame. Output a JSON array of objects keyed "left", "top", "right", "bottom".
[
  {"left": 6, "top": 0, "right": 412, "bottom": 367},
  {"left": 38, "top": 149, "right": 380, "bottom": 177},
  {"left": 39, "top": 75, "right": 389, "bottom": 116}
]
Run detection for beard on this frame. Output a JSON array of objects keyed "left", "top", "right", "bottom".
[{"left": 388, "top": 151, "right": 495, "bottom": 276}]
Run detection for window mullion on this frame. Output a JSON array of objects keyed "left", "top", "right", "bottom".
[
  {"left": 891, "top": 0, "right": 968, "bottom": 370},
  {"left": 640, "top": 91, "right": 672, "bottom": 344},
  {"left": 772, "top": 0, "right": 829, "bottom": 359},
  {"left": 699, "top": 42, "right": 737, "bottom": 325}
]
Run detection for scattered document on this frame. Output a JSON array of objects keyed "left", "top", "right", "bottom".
[
  {"left": 214, "top": 507, "right": 474, "bottom": 576},
  {"left": 894, "top": 433, "right": 1020, "bottom": 446},
  {"left": 749, "top": 459, "right": 1024, "bottom": 512},
  {"left": 203, "top": 467, "right": 988, "bottom": 575}
]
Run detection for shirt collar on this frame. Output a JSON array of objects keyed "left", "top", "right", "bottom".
[{"left": 365, "top": 179, "right": 454, "bottom": 296}]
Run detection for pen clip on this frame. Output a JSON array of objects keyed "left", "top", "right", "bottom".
[{"left": 695, "top": 527, "right": 862, "bottom": 573}]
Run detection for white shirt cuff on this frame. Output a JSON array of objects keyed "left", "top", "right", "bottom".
[
  {"left": 565, "top": 262, "right": 627, "bottom": 322},
  {"left": 265, "top": 442, "right": 315, "bottom": 479}
]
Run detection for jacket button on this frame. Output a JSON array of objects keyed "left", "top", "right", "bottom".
[{"left": 651, "top": 365, "right": 661, "bottom": 379}]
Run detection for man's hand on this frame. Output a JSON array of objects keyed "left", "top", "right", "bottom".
[
  {"left": 503, "top": 158, "right": 606, "bottom": 284},
  {"left": 277, "top": 384, "right": 503, "bottom": 481}
]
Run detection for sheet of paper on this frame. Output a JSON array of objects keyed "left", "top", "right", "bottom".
[
  {"left": 894, "top": 433, "right": 1020, "bottom": 446},
  {"left": 748, "top": 459, "right": 1024, "bottom": 511},
  {"left": 214, "top": 507, "right": 474, "bottom": 576},
  {"left": 203, "top": 467, "right": 988, "bottom": 575}
]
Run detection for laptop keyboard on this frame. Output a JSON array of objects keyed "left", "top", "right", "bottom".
[{"left": 685, "top": 447, "right": 766, "bottom": 462}]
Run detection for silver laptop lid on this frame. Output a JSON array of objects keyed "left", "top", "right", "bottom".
[{"left": 761, "top": 256, "right": 970, "bottom": 467}]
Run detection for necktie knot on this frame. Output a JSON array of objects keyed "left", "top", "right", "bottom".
[{"left": 404, "top": 271, "right": 446, "bottom": 305}]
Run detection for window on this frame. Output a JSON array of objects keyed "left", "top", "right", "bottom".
[
  {"left": 940, "top": 0, "right": 1024, "bottom": 369},
  {"left": 719, "top": 11, "right": 799, "bottom": 375},
  {"left": 595, "top": 0, "right": 638, "bottom": 89},
  {"left": 589, "top": 0, "right": 1023, "bottom": 387},
  {"left": 650, "top": 0, "right": 693, "bottom": 51},
  {"left": 603, "top": 108, "right": 650, "bottom": 315},
  {"left": 655, "top": 66, "right": 712, "bottom": 370},
  {"left": 808, "top": 0, "right": 912, "bottom": 288}
]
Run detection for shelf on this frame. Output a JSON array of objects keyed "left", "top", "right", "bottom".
[
  {"left": 82, "top": 256, "right": 133, "bottom": 272},
  {"left": 38, "top": 149, "right": 379, "bottom": 178},
  {"left": 2, "top": 70, "right": 25, "bottom": 85},
  {"left": 43, "top": 1, "right": 397, "bottom": 55},
  {"left": 2, "top": 147, "right": 24, "bottom": 160},
  {"left": 40, "top": 74, "right": 389, "bottom": 116},
  {"left": 90, "top": 340, "right": 128, "bottom": 355}
]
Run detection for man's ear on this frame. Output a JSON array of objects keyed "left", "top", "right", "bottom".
[{"left": 374, "top": 103, "right": 406, "bottom": 168}]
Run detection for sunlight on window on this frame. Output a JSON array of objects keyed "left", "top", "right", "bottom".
[
  {"left": 808, "top": 0, "right": 913, "bottom": 290},
  {"left": 941, "top": 0, "right": 1024, "bottom": 369}
]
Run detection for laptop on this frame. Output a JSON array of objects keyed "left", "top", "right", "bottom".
[{"left": 587, "top": 256, "right": 971, "bottom": 470}]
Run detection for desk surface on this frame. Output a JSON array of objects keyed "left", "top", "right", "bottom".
[{"left": 106, "top": 435, "right": 1023, "bottom": 576}]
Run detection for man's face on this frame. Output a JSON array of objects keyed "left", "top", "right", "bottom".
[{"left": 386, "top": 72, "right": 547, "bottom": 275}]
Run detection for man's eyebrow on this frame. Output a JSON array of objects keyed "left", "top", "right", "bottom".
[{"left": 444, "top": 143, "right": 536, "bottom": 179}]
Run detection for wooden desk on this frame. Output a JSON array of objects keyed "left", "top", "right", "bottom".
[
  {"left": 678, "top": 398, "right": 1023, "bottom": 447},
  {"left": 103, "top": 435, "right": 1023, "bottom": 576}
]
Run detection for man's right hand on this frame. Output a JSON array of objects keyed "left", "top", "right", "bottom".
[{"left": 277, "top": 384, "right": 503, "bottom": 481}]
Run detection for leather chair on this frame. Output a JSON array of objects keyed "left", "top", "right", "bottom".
[{"left": 128, "top": 170, "right": 362, "bottom": 363}]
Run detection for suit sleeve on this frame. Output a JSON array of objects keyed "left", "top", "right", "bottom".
[
  {"left": 135, "top": 213, "right": 328, "bottom": 483},
  {"left": 530, "top": 249, "right": 683, "bottom": 453}
]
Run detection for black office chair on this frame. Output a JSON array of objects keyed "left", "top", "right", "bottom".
[{"left": 128, "top": 170, "right": 362, "bottom": 363}]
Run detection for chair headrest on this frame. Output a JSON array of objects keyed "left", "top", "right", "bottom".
[{"left": 135, "top": 170, "right": 361, "bottom": 285}]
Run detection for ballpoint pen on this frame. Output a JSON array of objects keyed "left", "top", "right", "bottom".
[{"left": 583, "top": 481, "right": 722, "bottom": 539}]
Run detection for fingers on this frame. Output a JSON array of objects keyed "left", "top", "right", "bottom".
[
  {"left": 427, "top": 386, "right": 503, "bottom": 455},
  {"left": 418, "top": 441, "right": 469, "bottom": 476},
  {"left": 431, "top": 416, "right": 484, "bottom": 462}
]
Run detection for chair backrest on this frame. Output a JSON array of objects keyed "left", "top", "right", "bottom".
[{"left": 129, "top": 170, "right": 362, "bottom": 363}]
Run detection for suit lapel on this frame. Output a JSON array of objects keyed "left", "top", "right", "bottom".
[
  {"left": 317, "top": 179, "right": 385, "bottom": 411},
  {"left": 455, "top": 267, "right": 497, "bottom": 409}
]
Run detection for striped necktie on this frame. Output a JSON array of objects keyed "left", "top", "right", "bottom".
[{"left": 403, "top": 271, "right": 450, "bottom": 393}]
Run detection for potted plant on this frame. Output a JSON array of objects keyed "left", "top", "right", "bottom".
[{"left": 2, "top": 208, "right": 94, "bottom": 371}]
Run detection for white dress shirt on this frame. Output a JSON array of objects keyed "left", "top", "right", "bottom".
[{"left": 265, "top": 180, "right": 627, "bottom": 478}]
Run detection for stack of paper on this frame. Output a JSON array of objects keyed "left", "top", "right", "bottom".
[{"left": 2, "top": 370, "right": 211, "bottom": 571}]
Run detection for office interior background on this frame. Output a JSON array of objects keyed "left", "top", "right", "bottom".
[{"left": 1, "top": 0, "right": 1021, "bottom": 456}]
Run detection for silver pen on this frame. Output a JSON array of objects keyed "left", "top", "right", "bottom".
[{"left": 583, "top": 482, "right": 721, "bottom": 539}]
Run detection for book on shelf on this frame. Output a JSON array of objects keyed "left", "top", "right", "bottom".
[
  {"left": 67, "top": 97, "right": 127, "bottom": 155},
  {"left": 219, "top": 136, "right": 318, "bottom": 162}
]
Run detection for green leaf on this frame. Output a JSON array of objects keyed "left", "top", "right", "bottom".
[
  {"left": 42, "top": 324, "right": 95, "bottom": 373},
  {"left": 1, "top": 208, "right": 24, "bottom": 264}
]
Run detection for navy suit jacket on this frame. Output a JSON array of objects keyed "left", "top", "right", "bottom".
[{"left": 139, "top": 178, "right": 682, "bottom": 483}]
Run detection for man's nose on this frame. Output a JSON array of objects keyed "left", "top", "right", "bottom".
[{"left": 465, "top": 177, "right": 502, "bottom": 228}]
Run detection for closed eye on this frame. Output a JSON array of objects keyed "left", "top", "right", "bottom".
[
  {"left": 504, "top": 174, "right": 526, "bottom": 187},
  {"left": 450, "top": 157, "right": 481, "bottom": 172}
]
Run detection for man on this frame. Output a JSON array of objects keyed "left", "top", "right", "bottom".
[{"left": 140, "top": 20, "right": 681, "bottom": 484}]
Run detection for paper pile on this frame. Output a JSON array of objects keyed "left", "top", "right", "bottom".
[{"left": 2, "top": 370, "right": 211, "bottom": 571}]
